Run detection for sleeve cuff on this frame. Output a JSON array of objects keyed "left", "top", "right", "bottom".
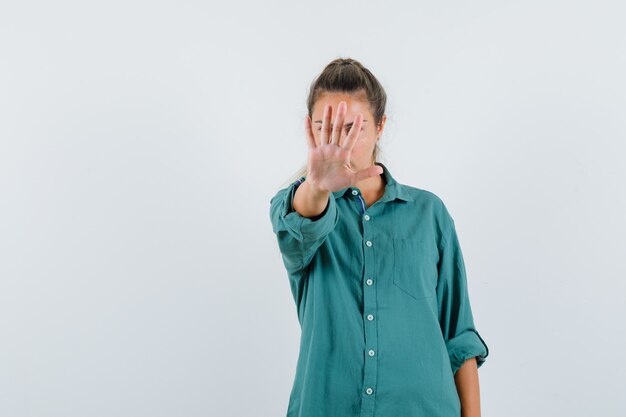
[
  {"left": 445, "top": 329, "right": 489, "bottom": 375},
  {"left": 280, "top": 178, "right": 338, "bottom": 242}
]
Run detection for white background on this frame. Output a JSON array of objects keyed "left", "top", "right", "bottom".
[{"left": 1, "top": 1, "right": 625, "bottom": 416}]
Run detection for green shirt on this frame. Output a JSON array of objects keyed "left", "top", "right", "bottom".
[{"left": 269, "top": 162, "right": 489, "bottom": 417}]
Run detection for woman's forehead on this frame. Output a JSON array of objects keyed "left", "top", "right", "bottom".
[{"left": 313, "top": 96, "right": 371, "bottom": 115}]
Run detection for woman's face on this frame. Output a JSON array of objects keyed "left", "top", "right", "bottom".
[{"left": 310, "top": 91, "right": 386, "bottom": 170}]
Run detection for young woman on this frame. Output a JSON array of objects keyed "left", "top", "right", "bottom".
[{"left": 269, "top": 58, "right": 489, "bottom": 417}]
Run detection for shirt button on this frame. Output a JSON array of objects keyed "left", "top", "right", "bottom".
[
  {"left": 366, "top": 387, "right": 374, "bottom": 395},
  {"left": 364, "top": 214, "right": 370, "bottom": 221},
  {"left": 367, "top": 314, "right": 374, "bottom": 321},
  {"left": 368, "top": 349, "right": 376, "bottom": 357},
  {"left": 366, "top": 240, "right": 372, "bottom": 247},
  {"left": 352, "top": 190, "right": 358, "bottom": 195},
  {"left": 366, "top": 278, "right": 373, "bottom": 285}
]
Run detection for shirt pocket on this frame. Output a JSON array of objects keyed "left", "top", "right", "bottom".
[{"left": 392, "top": 237, "right": 437, "bottom": 300}]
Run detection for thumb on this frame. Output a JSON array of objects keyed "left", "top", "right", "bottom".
[{"left": 354, "top": 164, "right": 384, "bottom": 183}]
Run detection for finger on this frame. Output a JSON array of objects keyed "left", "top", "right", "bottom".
[
  {"left": 331, "top": 101, "right": 346, "bottom": 146},
  {"left": 321, "top": 103, "right": 332, "bottom": 145},
  {"left": 304, "top": 115, "right": 318, "bottom": 149},
  {"left": 353, "top": 163, "right": 384, "bottom": 184},
  {"left": 341, "top": 113, "right": 363, "bottom": 151}
]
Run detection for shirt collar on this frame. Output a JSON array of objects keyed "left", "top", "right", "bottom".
[{"left": 330, "top": 162, "right": 414, "bottom": 202}]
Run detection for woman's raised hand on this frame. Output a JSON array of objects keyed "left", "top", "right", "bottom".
[{"left": 304, "top": 101, "right": 383, "bottom": 193}]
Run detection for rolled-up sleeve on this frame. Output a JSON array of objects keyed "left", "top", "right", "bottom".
[
  {"left": 269, "top": 177, "right": 339, "bottom": 276},
  {"left": 436, "top": 219, "right": 489, "bottom": 375}
]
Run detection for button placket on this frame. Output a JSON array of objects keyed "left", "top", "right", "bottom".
[{"left": 360, "top": 201, "right": 378, "bottom": 417}]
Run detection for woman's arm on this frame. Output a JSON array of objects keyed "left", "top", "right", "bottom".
[
  {"left": 292, "top": 179, "right": 331, "bottom": 218},
  {"left": 455, "top": 357, "right": 481, "bottom": 417},
  {"left": 269, "top": 178, "right": 339, "bottom": 276},
  {"left": 434, "top": 200, "right": 489, "bottom": 415}
]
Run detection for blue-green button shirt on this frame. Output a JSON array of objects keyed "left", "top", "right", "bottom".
[{"left": 269, "top": 162, "right": 489, "bottom": 417}]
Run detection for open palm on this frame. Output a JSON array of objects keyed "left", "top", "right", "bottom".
[{"left": 304, "top": 101, "right": 383, "bottom": 193}]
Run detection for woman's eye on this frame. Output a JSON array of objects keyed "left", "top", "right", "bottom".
[{"left": 316, "top": 127, "right": 364, "bottom": 132}]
